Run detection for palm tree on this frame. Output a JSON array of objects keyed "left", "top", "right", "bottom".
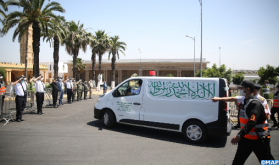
[
  {"left": 43, "top": 15, "right": 66, "bottom": 79},
  {"left": 94, "top": 30, "right": 110, "bottom": 79},
  {"left": 89, "top": 33, "right": 97, "bottom": 83},
  {"left": 63, "top": 20, "right": 88, "bottom": 79},
  {"left": 71, "top": 58, "right": 85, "bottom": 80},
  {"left": 0, "top": 0, "right": 7, "bottom": 34},
  {"left": 3, "top": 0, "right": 65, "bottom": 77},
  {"left": 108, "top": 35, "right": 127, "bottom": 88}
]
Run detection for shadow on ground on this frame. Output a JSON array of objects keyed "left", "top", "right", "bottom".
[{"left": 87, "top": 120, "right": 228, "bottom": 148}]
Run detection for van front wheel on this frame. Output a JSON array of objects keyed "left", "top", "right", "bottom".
[
  {"left": 183, "top": 121, "right": 207, "bottom": 143},
  {"left": 103, "top": 110, "right": 116, "bottom": 128}
]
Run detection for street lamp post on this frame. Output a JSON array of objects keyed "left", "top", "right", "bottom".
[
  {"left": 138, "top": 49, "right": 141, "bottom": 76},
  {"left": 199, "top": 0, "right": 202, "bottom": 77},
  {"left": 185, "top": 35, "right": 195, "bottom": 77}
]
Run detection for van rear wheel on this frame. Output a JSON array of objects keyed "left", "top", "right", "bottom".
[
  {"left": 183, "top": 120, "right": 207, "bottom": 143},
  {"left": 103, "top": 110, "right": 116, "bottom": 128}
]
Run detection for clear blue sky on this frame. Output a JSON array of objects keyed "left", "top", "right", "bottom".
[{"left": 0, "top": 0, "right": 278, "bottom": 70}]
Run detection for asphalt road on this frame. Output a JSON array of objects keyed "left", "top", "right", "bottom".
[{"left": 0, "top": 95, "right": 278, "bottom": 165}]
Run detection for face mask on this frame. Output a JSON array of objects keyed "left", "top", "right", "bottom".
[
  {"left": 0, "top": 76, "right": 3, "bottom": 79},
  {"left": 24, "top": 78, "right": 26, "bottom": 81},
  {"left": 240, "top": 89, "right": 246, "bottom": 96},
  {"left": 21, "top": 80, "right": 24, "bottom": 83},
  {"left": 266, "top": 84, "right": 269, "bottom": 86}
]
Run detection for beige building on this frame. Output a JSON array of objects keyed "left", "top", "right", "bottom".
[
  {"left": 66, "top": 59, "right": 209, "bottom": 86},
  {"left": 0, "top": 62, "right": 48, "bottom": 83}
]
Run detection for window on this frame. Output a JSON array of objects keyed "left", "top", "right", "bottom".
[{"left": 114, "top": 79, "right": 142, "bottom": 97}]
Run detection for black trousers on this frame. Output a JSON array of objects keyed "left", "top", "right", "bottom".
[
  {"left": 84, "top": 90, "right": 87, "bottom": 99},
  {"left": 232, "top": 137, "right": 273, "bottom": 165},
  {"left": 23, "top": 92, "right": 27, "bottom": 110},
  {"left": 271, "top": 107, "right": 279, "bottom": 125},
  {"left": 36, "top": 92, "right": 44, "bottom": 113},
  {"left": 67, "top": 89, "right": 73, "bottom": 103},
  {"left": 52, "top": 92, "right": 58, "bottom": 106},
  {"left": 15, "top": 96, "right": 25, "bottom": 120}
]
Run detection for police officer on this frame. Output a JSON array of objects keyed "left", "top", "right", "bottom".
[
  {"left": 211, "top": 81, "right": 274, "bottom": 164},
  {"left": 77, "top": 80, "right": 83, "bottom": 101},
  {"left": 22, "top": 75, "right": 28, "bottom": 110},
  {"left": 58, "top": 77, "right": 64, "bottom": 106},
  {"left": 0, "top": 74, "right": 5, "bottom": 111},
  {"left": 33, "top": 75, "right": 45, "bottom": 115},
  {"left": 253, "top": 84, "right": 271, "bottom": 120},
  {"left": 13, "top": 76, "right": 27, "bottom": 122},
  {"left": 50, "top": 79, "right": 59, "bottom": 108},
  {"left": 271, "top": 84, "right": 279, "bottom": 128},
  {"left": 84, "top": 81, "right": 89, "bottom": 100},
  {"left": 262, "top": 80, "right": 271, "bottom": 107},
  {"left": 72, "top": 78, "right": 77, "bottom": 102},
  {"left": 103, "top": 81, "right": 107, "bottom": 94},
  {"left": 66, "top": 78, "right": 73, "bottom": 104}
]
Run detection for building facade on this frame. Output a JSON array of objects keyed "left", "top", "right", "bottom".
[
  {"left": 66, "top": 59, "right": 209, "bottom": 86},
  {"left": 40, "top": 62, "right": 68, "bottom": 81}
]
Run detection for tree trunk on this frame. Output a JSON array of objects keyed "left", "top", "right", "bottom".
[
  {"left": 25, "top": 27, "right": 28, "bottom": 78},
  {"left": 98, "top": 53, "right": 102, "bottom": 76},
  {"left": 91, "top": 51, "right": 96, "bottom": 81},
  {"left": 73, "top": 53, "right": 77, "bottom": 79},
  {"left": 111, "top": 54, "right": 116, "bottom": 81},
  {"left": 53, "top": 36, "right": 59, "bottom": 79},
  {"left": 32, "top": 22, "right": 40, "bottom": 77}
]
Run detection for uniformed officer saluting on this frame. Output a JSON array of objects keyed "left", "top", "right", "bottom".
[
  {"left": 271, "top": 84, "right": 279, "bottom": 128},
  {"left": 32, "top": 74, "right": 45, "bottom": 115},
  {"left": 211, "top": 80, "right": 274, "bottom": 164},
  {"left": 13, "top": 76, "right": 27, "bottom": 122}
]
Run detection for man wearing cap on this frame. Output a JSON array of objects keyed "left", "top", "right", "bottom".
[
  {"left": 21, "top": 75, "right": 28, "bottom": 110},
  {"left": 83, "top": 81, "right": 89, "bottom": 100},
  {"left": 32, "top": 75, "right": 45, "bottom": 115},
  {"left": 211, "top": 80, "right": 273, "bottom": 164},
  {"left": 13, "top": 76, "right": 27, "bottom": 122},
  {"left": 0, "top": 74, "right": 6, "bottom": 111},
  {"left": 270, "top": 84, "right": 279, "bottom": 128},
  {"left": 72, "top": 78, "right": 77, "bottom": 102},
  {"left": 262, "top": 80, "right": 271, "bottom": 107},
  {"left": 50, "top": 79, "right": 59, "bottom": 108},
  {"left": 77, "top": 80, "right": 83, "bottom": 101},
  {"left": 66, "top": 78, "right": 73, "bottom": 104},
  {"left": 57, "top": 77, "right": 63, "bottom": 106}
]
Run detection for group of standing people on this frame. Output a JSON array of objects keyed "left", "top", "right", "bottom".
[
  {"left": 212, "top": 80, "right": 278, "bottom": 164},
  {"left": 50, "top": 78, "right": 96, "bottom": 107},
  {"left": 12, "top": 74, "right": 46, "bottom": 122}
]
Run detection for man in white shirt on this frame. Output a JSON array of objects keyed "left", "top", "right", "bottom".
[
  {"left": 32, "top": 75, "right": 45, "bottom": 115},
  {"left": 21, "top": 75, "right": 28, "bottom": 110},
  {"left": 66, "top": 78, "right": 73, "bottom": 104},
  {"left": 13, "top": 76, "right": 26, "bottom": 122}
]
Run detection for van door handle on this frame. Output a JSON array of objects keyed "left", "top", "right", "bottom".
[{"left": 133, "top": 102, "right": 141, "bottom": 105}]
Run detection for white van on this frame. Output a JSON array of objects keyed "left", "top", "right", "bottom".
[{"left": 94, "top": 77, "right": 232, "bottom": 143}]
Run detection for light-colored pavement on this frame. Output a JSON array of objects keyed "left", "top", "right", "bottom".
[{"left": 0, "top": 95, "right": 278, "bottom": 165}]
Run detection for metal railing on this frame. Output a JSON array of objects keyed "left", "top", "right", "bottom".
[{"left": 0, "top": 88, "right": 53, "bottom": 125}]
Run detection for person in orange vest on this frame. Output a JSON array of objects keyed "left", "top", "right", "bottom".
[
  {"left": 271, "top": 84, "right": 279, "bottom": 128},
  {"left": 0, "top": 74, "right": 6, "bottom": 111},
  {"left": 211, "top": 80, "right": 274, "bottom": 164}
]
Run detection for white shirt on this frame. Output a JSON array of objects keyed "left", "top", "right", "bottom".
[
  {"left": 22, "top": 81, "right": 27, "bottom": 91},
  {"left": 236, "top": 95, "right": 271, "bottom": 115},
  {"left": 14, "top": 83, "right": 25, "bottom": 96},
  {"left": 36, "top": 80, "right": 45, "bottom": 93},
  {"left": 131, "top": 87, "right": 141, "bottom": 95},
  {"left": 66, "top": 81, "right": 73, "bottom": 89}
]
